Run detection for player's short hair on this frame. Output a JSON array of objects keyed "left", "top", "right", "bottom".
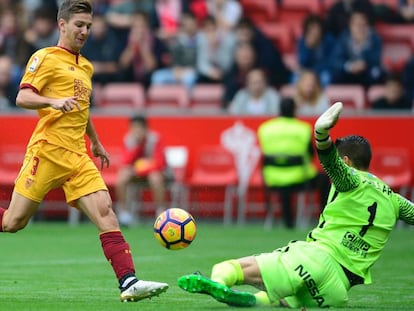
[
  {"left": 57, "top": 0, "right": 92, "bottom": 22},
  {"left": 130, "top": 115, "right": 147, "bottom": 128},
  {"left": 335, "top": 135, "right": 372, "bottom": 170},
  {"left": 280, "top": 97, "right": 296, "bottom": 118}
]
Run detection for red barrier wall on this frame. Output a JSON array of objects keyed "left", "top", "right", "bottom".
[
  {"left": 0, "top": 113, "right": 413, "bottom": 212},
  {"left": 0, "top": 113, "right": 413, "bottom": 175}
]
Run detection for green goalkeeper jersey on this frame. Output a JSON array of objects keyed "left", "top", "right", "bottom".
[{"left": 307, "top": 145, "right": 414, "bottom": 284}]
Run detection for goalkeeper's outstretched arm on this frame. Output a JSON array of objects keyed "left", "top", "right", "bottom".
[{"left": 314, "top": 102, "right": 343, "bottom": 150}]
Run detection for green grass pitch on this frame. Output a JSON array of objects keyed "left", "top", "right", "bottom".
[{"left": 0, "top": 221, "right": 413, "bottom": 311}]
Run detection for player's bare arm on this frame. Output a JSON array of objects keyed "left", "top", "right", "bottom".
[
  {"left": 16, "top": 88, "right": 80, "bottom": 112},
  {"left": 86, "top": 116, "right": 110, "bottom": 170}
]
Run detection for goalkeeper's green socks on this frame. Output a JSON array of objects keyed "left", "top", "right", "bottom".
[{"left": 210, "top": 259, "right": 244, "bottom": 287}]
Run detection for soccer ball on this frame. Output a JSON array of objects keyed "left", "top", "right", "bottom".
[{"left": 154, "top": 208, "right": 197, "bottom": 250}]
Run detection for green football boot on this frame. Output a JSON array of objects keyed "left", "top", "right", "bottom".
[{"left": 177, "top": 274, "right": 256, "bottom": 307}]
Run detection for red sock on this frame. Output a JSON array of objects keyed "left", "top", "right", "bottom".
[
  {"left": 0, "top": 208, "right": 6, "bottom": 232},
  {"left": 100, "top": 231, "right": 136, "bottom": 281}
]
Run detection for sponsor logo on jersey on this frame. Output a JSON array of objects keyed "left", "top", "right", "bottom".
[
  {"left": 295, "top": 265, "right": 329, "bottom": 308},
  {"left": 25, "top": 178, "right": 34, "bottom": 189},
  {"left": 341, "top": 231, "right": 371, "bottom": 257},
  {"left": 28, "top": 56, "right": 40, "bottom": 72}
]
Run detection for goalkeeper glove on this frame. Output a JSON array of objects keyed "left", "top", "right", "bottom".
[{"left": 314, "top": 101, "right": 343, "bottom": 149}]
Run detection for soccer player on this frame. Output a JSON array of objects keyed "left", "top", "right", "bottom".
[
  {"left": 178, "top": 101, "right": 414, "bottom": 308},
  {"left": 0, "top": 0, "right": 168, "bottom": 302}
]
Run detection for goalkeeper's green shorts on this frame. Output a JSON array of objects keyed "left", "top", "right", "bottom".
[{"left": 254, "top": 240, "right": 350, "bottom": 308}]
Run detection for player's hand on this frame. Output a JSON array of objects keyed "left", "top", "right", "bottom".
[
  {"left": 315, "top": 101, "right": 343, "bottom": 134},
  {"left": 50, "top": 97, "right": 81, "bottom": 113},
  {"left": 314, "top": 102, "right": 343, "bottom": 149},
  {"left": 90, "top": 140, "right": 110, "bottom": 170}
]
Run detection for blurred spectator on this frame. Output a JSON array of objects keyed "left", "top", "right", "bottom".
[
  {"left": 118, "top": 12, "right": 169, "bottom": 88},
  {"left": 186, "top": 0, "right": 209, "bottom": 23},
  {"left": 81, "top": 14, "right": 122, "bottom": 85},
  {"left": 0, "top": 9, "right": 22, "bottom": 58},
  {"left": 325, "top": 0, "right": 375, "bottom": 37},
  {"left": 196, "top": 15, "right": 236, "bottom": 84},
  {"left": 206, "top": 0, "right": 242, "bottom": 31},
  {"left": 222, "top": 42, "right": 257, "bottom": 109},
  {"left": 235, "top": 18, "right": 291, "bottom": 87},
  {"left": 153, "top": 0, "right": 183, "bottom": 41},
  {"left": 293, "top": 70, "right": 329, "bottom": 116},
  {"left": 105, "top": 0, "right": 155, "bottom": 46},
  {"left": 24, "top": 6, "right": 59, "bottom": 50},
  {"left": 296, "top": 15, "right": 335, "bottom": 87},
  {"left": 398, "top": 0, "right": 414, "bottom": 23},
  {"left": 151, "top": 12, "right": 198, "bottom": 91},
  {"left": 228, "top": 68, "right": 281, "bottom": 115},
  {"left": 89, "top": 0, "right": 111, "bottom": 15},
  {"left": 371, "top": 74, "right": 412, "bottom": 110},
  {"left": 116, "top": 115, "right": 170, "bottom": 227},
  {"left": 402, "top": 55, "right": 414, "bottom": 102},
  {"left": 329, "top": 11, "right": 385, "bottom": 87},
  {"left": 0, "top": 55, "right": 18, "bottom": 110}
]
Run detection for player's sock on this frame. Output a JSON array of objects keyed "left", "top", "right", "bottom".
[
  {"left": 211, "top": 259, "right": 244, "bottom": 287},
  {"left": 118, "top": 272, "right": 138, "bottom": 291},
  {"left": 100, "top": 230, "right": 136, "bottom": 284},
  {"left": 254, "top": 291, "right": 280, "bottom": 306},
  {"left": 0, "top": 208, "right": 6, "bottom": 232}
]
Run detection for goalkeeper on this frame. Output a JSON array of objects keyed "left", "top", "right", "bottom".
[{"left": 178, "top": 102, "right": 414, "bottom": 308}]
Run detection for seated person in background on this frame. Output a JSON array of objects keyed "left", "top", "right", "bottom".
[
  {"left": 118, "top": 11, "right": 169, "bottom": 88},
  {"left": 228, "top": 68, "right": 280, "bottom": 115},
  {"left": 235, "top": 18, "right": 291, "bottom": 87},
  {"left": 151, "top": 12, "right": 199, "bottom": 91},
  {"left": 325, "top": 0, "right": 375, "bottom": 37},
  {"left": 329, "top": 11, "right": 385, "bottom": 88},
  {"left": 196, "top": 15, "right": 236, "bottom": 84},
  {"left": 206, "top": 0, "right": 243, "bottom": 31},
  {"left": 153, "top": 0, "right": 183, "bottom": 40},
  {"left": 23, "top": 6, "right": 60, "bottom": 51},
  {"left": 296, "top": 14, "right": 335, "bottom": 87},
  {"left": 116, "top": 115, "right": 169, "bottom": 227},
  {"left": 81, "top": 14, "right": 122, "bottom": 85},
  {"left": 293, "top": 69, "right": 330, "bottom": 116},
  {"left": 402, "top": 54, "right": 414, "bottom": 102},
  {"left": 371, "top": 74, "right": 412, "bottom": 110},
  {"left": 398, "top": 0, "right": 414, "bottom": 23},
  {"left": 0, "top": 55, "right": 17, "bottom": 110},
  {"left": 257, "top": 98, "right": 330, "bottom": 229},
  {"left": 222, "top": 42, "right": 257, "bottom": 109}
]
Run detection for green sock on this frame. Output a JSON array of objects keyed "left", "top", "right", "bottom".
[{"left": 211, "top": 259, "right": 244, "bottom": 286}]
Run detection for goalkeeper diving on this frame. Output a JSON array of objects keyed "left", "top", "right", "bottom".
[{"left": 177, "top": 102, "right": 414, "bottom": 308}]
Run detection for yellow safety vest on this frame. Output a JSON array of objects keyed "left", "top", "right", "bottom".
[{"left": 257, "top": 117, "right": 317, "bottom": 187}]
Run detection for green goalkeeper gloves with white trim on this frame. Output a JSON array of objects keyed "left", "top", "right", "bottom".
[{"left": 314, "top": 101, "right": 343, "bottom": 150}]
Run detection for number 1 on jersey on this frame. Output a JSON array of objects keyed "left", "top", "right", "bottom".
[{"left": 359, "top": 202, "right": 377, "bottom": 237}]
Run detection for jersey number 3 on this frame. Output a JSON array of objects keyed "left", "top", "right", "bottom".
[{"left": 359, "top": 202, "right": 377, "bottom": 237}]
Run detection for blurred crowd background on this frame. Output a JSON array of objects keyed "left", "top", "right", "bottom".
[{"left": 0, "top": 0, "right": 414, "bottom": 114}]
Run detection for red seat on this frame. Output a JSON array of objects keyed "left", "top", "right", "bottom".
[
  {"left": 186, "top": 145, "right": 238, "bottom": 224},
  {"left": 257, "top": 22, "right": 294, "bottom": 53},
  {"left": 279, "top": 0, "right": 322, "bottom": 14},
  {"left": 146, "top": 85, "right": 190, "bottom": 112},
  {"left": 325, "top": 85, "right": 366, "bottom": 110},
  {"left": 239, "top": 0, "right": 278, "bottom": 23},
  {"left": 190, "top": 84, "right": 224, "bottom": 113},
  {"left": 376, "top": 24, "right": 414, "bottom": 49},
  {"left": 370, "top": 147, "right": 412, "bottom": 197},
  {"left": 98, "top": 82, "right": 146, "bottom": 109},
  {"left": 366, "top": 85, "right": 385, "bottom": 106},
  {"left": 382, "top": 41, "right": 412, "bottom": 73}
]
